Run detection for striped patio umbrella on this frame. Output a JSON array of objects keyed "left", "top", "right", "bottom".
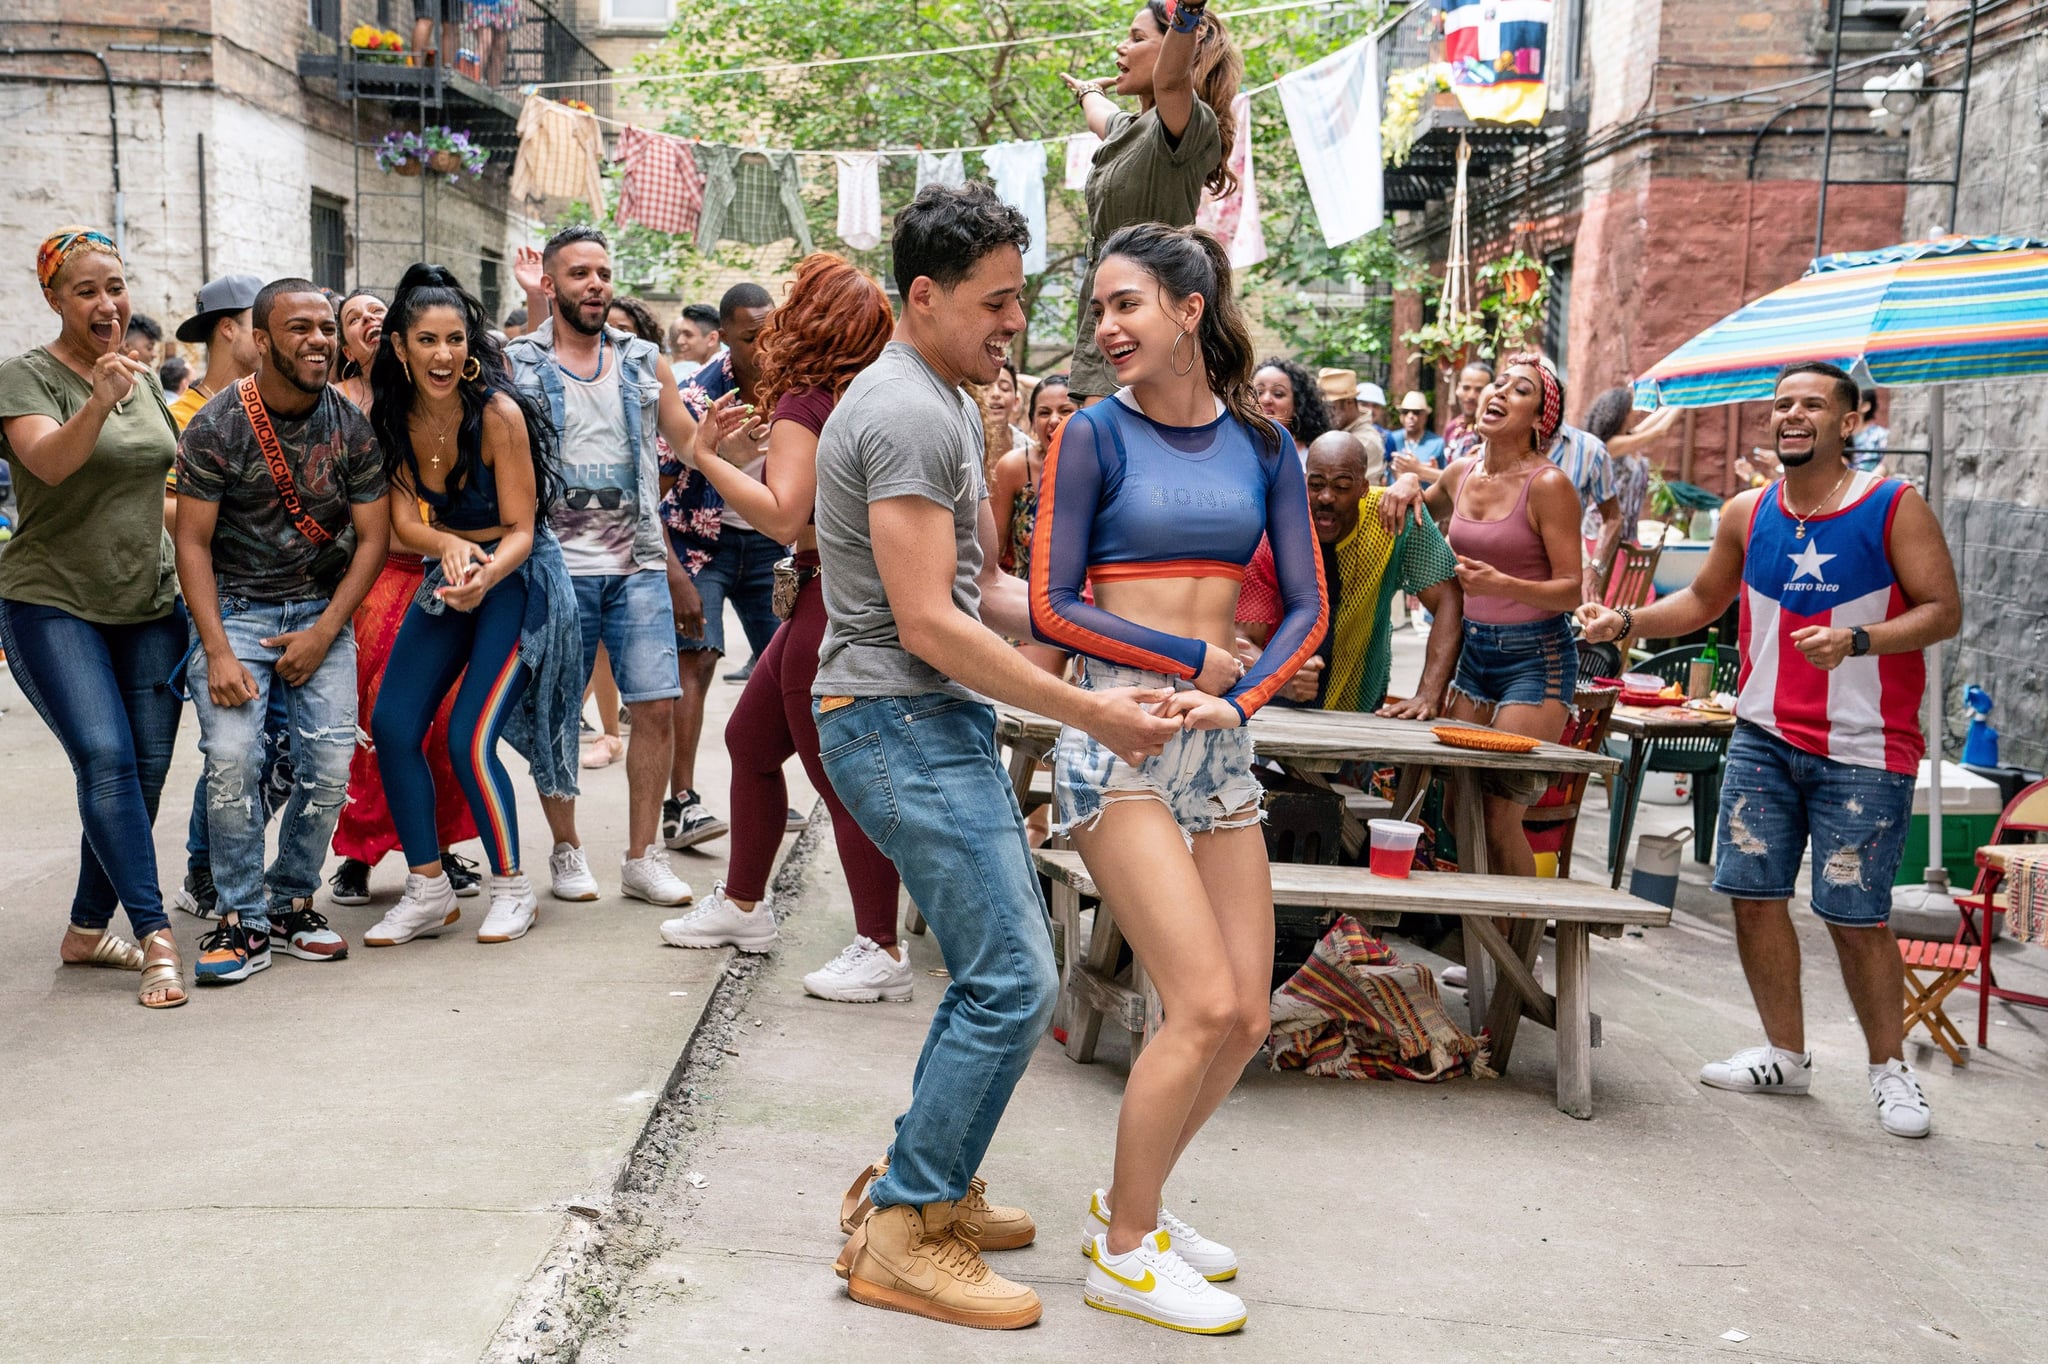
[{"left": 1632, "top": 234, "right": 2048, "bottom": 409}]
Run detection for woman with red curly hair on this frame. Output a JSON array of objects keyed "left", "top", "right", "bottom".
[{"left": 656, "top": 256, "right": 911, "bottom": 1003}]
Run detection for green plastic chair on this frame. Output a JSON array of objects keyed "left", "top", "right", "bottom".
[{"left": 1606, "top": 644, "right": 1740, "bottom": 864}]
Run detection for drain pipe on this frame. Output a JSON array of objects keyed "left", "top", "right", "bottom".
[{"left": 0, "top": 47, "right": 124, "bottom": 256}]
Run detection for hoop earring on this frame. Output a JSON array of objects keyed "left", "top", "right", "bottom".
[
  {"left": 1170, "top": 327, "right": 1197, "bottom": 377},
  {"left": 463, "top": 356, "right": 482, "bottom": 383},
  {"left": 400, "top": 357, "right": 413, "bottom": 386}
]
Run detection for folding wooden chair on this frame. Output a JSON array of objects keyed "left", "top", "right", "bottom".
[
  {"left": 1524, "top": 682, "right": 1621, "bottom": 878},
  {"left": 1598, "top": 540, "right": 1662, "bottom": 655},
  {"left": 1900, "top": 938, "right": 1981, "bottom": 1066},
  {"left": 1953, "top": 777, "right": 2048, "bottom": 1046}
]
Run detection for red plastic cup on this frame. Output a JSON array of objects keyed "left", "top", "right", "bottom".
[{"left": 1367, "top": 818, "right": 1423, "bottom": 878}]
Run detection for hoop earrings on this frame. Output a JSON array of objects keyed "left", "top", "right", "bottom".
[
  {"left": 1170, "top": 326, "right": 1197, "bottom": 377},
  {"left": 463, "top": 356, "right": 482, "bottom": 382},
  {"left": 400, "top": 356, "right": 413, "bottom": 386}
]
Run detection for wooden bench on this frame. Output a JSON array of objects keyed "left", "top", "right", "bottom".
[{"left": 1033, "top": 848, "right": 1671, "bottom": 1119}]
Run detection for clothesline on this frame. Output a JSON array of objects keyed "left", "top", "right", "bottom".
[
  {"left": 523, "top": 0, "right": 1359, "bottom": 92},
  {"left": 581, "top": 101, "right": 1098, "bottom": 159}
]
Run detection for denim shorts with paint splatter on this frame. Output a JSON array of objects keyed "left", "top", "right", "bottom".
[
  {"left": 1052, "top": 660, "right": 1266, "bottom": 848},
  {"left": 1710, "top": 721, "right": 1915, "bottom": 926}
]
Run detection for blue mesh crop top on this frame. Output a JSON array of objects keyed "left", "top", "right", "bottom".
[
  {"left": 1028, "top": 393, "right": 1327, "bottom": 721},
  {"left": 418, "top": 453, "right": 502, "bottom": 533}
]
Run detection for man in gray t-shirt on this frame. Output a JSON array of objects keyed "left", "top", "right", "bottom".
[{"left": 795, "top": 184, "right": 1178, "bottom": 1331}]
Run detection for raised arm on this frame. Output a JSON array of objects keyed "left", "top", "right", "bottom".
[
  {"left": 690, "top": 393, "right": 820, "bottom": 545},
  {"left": 1148, "top": 0, "right": 1204, "bottom": 139}
]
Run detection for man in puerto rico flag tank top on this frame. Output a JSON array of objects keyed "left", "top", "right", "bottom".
[{"left": 1578, "top": 362, "right": 1961, "bottom": 1140}]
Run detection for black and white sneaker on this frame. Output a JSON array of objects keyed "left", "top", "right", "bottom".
[
  {"left": 329, "top": 858, "right": 372, "bottom": 906},
  {"left": 441, "top": 850, "right": 483, "bottom": 898},
  {"left": 173, "top": 866, "right": 220, "bottom": 919},
  {"left": 1700, "top": 1044, "right": 1813, "bottom": 1094},
  {"left": 1871, "top": 1059, "right": 1932, "bottom": 1138},
  {"left": 662, "top": 791, "right": 729, "bottom": 850}
]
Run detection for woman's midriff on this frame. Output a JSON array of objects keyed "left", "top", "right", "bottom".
[{"left": 1092, "top": 576, "right": 1241, "bottom": 658}]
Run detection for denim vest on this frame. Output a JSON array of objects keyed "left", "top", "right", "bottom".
[{"left": 506, "top": 317, "right": 668, "bottom": 572}]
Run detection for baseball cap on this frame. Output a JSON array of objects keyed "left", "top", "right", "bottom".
[{"left": 175, "top": 273, "right": 264, "bottom": 344}]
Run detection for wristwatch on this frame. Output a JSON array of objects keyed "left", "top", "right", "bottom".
[{"left": 1849, "top": 625, "right": 1871, "bottom": 658}]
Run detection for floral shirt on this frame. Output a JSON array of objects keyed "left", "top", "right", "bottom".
[{"left": 661, "top": 353, "right": 737, "bottom": 574}]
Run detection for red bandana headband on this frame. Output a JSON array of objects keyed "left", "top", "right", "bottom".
[{"left": 1502, "top": 350, "right": 1563, "bottom": 449}]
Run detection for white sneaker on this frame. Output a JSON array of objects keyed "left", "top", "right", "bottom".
[
  {"left": 548, "top": 842, "right": 600, "bottom": 901},
  {"left": 1699, "top": 1044, "right": 1813, "bottom": 1094},
  {"left": 659, "top": 881, "right": 776, "bottom": 952},
  {"left": 621, "top": 844, "right": 693, "bottom": 906},
  {"left": 1871, "top": 1059, "right": 1932, "bottom": 1138},
  {"left": 363, "top": 873, "right": 459, "bottom": 947},
  {"left": 802, "top": 936, "right": 914, "bottom": 1003},
  {"left": 1083, "top": 1230, "right": 1246, "bottom": 1335},
  {"left": 1080, "top": 1188, "right": 1237, "bottom": 1281},
  {"left": 477, "top": 874, "right": 538, "bottom": 943}
]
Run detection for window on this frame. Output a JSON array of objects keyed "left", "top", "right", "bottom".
[
  {"left": 308, "top": 0, "right": 341, "bottom": 42},
  {"left": 478, "top": 250, "right": 503, "bottom": 324},
  {"left": 602, "top": 0, "right": 674, "bottom": 29},
  {"left": 1542, "top": 253, "right": 1573, "bottom": 385},
  {"left": 311, "top": 194, "right": 348, "bottom": 293}
]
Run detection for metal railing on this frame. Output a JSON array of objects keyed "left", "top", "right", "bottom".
[{"left": 314, "top": 0, "right": 611, "bottom": 113}]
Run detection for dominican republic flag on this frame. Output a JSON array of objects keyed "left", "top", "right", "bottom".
[
  {"left": 1438, "top": 0, "right": 1552, "bottom": 125},
  {"left": 1734, "top": 475, "right": 1927, "bottom": 776}
]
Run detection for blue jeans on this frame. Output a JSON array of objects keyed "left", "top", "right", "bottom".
[
  {"left": 0, "top": 598, "right": 187, "bottom": 936},
  {"left": 1712, "top": 721, "right": 1917, "bottom": 927},
  {"left": 571, "top": 570, "right": 682, "bottom": 702},
  {"left": 186, "top": 600, "right": 359, "bottom": 931},
  {"left": 815, "top": 694, "right": 1059, "bottom": 1209},
  {"left": 184, "top": 687, "right": 292, "bottom": 873},
  {"left": 1453, "top": 614, "right": 1577, "bottom": 709},
  {"left": 675, "top": 525, "right": 782, "bottom": 658}
]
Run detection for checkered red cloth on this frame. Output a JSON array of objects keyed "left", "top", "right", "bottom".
[{"left": 616, "top": 126, "right": 706, "bottom": 236}]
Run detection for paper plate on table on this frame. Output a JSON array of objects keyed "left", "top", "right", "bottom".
[{"left": 1431, "top": 724, "right": 1541, "bottom": 754}]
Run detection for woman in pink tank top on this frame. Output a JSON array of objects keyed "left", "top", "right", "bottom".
[{"left": 1417, "top": 353, "right": 1585, "bottom": 877}]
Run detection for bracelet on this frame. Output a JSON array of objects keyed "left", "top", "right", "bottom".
[
  {"left": 1164, "top": 0, "right": 1207, "bottom": 33},
  {"left": 1617, "top": 604, "right": 1634, "bottom": 638}
]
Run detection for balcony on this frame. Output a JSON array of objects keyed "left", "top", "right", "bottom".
[
  {"left": 1379, "top": 0, "right": 1578, "bottom": 212},
  {"left": 298, "top": 0, "right": 611, "bottom": 162}
]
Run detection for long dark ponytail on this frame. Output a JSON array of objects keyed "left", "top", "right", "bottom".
[
  {"left": 1098, "top": 222, "right": 1282, "bottom": 456},
  {"left": 370, "top": 263, "right": 563, "bottom": 519}
]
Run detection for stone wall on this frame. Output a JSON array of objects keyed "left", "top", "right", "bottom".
[{"left": 1899, "top": 4, "right": 2048, "bottom": 769}]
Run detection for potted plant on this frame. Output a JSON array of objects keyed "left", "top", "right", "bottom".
[
  {"left": 349, "top": 24, "right": 407, "bottom": 63},
  {"left": 1401, "top": 311, "right": 1489, "bottom": 370},
  {"left": 1478, "top": 250, "right": 1548, "bottom": 351},
  {"left": 420, "top": 126, "right": 489, "bottom": 181},
  {"left": 376, "top": 129, "right": 426, "bottom": 176}
]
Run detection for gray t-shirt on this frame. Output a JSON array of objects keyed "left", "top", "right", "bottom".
[{"left": 813, "top": 342, "right": 987, "bottom": 699}]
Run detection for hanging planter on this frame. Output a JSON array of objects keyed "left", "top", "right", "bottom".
[
  {"left": 376, "top": 127, "right": 489, "bottom": 184},
  {"left": 1478, "top": 250, "right": 1550, "bottom": 352}
]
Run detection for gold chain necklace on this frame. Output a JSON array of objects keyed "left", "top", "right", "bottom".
[{"left": 1784, "top": 465, "right": 1853, "bottom": 539}]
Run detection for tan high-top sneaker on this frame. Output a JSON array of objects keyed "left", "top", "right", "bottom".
[
  {"left": 835, "top": 1202, "right": 1042, "bottom": 1330},
  {"left": 839, "top": 1158, "right": 1037, "bottom": 1251}
]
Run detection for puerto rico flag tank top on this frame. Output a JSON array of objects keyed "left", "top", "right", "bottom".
[{"left": 1735, "top": 471, "right": 1926, "bottom": 775}]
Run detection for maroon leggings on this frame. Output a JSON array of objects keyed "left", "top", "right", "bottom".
[{"left": 723, "top": 570, "right": 902, "bottom": 945}]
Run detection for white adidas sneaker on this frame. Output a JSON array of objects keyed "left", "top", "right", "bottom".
[
  {"left": 1083, "top": 1230, "right": 1246, "bottom": 1335},
  {"left": 1870, "top": 1059, "right": 1932, "bottom": 1138},
  {"left": 1080, "top": 1188, "right": 1237, "bottom": 1281},
  {"left": 802, "top": 936, "right": 914, "bottom": 1003},
  {"left": 477, "top": 873, "right": 538, "bottom": 943},
  {"left": 1699, "top": 1044, "right": 1813, "bottom": 1095},
  {"left": 363, "top": 873, "right": 459, "bottom": 947}
]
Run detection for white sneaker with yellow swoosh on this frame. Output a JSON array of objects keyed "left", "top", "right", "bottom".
[
  {"left": 1083, "top": 1230, "right": 1246, "bottom": 1334},
  {"left": 1080, "top": 1188, "right": 1238, "bottom": 1281}
]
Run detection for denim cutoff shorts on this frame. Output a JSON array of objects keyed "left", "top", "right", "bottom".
[
  {"left": 1452, "top": 614, "right": 1577, "bottom": 710},
  {"left": 1052, "top": 660, "right": 1264, "bottom": 848},
  {"left": 1711, "top": 721, "right": 1916, "bottom": 927}
]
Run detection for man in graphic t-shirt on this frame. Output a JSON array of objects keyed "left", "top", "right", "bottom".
[
  {"left": 173, "top": 277, "right": 389, "bottom": 986},
  {"left": 1579, "top": 361, "right": 1961, "bottom": 1140},
  {"left": 507, "top": 225, "right": 705, "bottom": 908}
]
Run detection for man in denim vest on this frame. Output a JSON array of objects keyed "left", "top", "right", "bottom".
[{"left": 506, "top": 226, "right": 704, "bottom": 907}]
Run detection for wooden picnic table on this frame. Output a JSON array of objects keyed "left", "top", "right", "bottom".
[
  {"left": 1603, "top": 703, "right": 1738, "bottom": 888},
  {"left": 993, "top": 703, "right": 1620, "bottom": 1039}
]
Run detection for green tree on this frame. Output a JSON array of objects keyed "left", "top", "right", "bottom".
[{"left": 624, "top": 0, "right": 1402, "bottom": 362}]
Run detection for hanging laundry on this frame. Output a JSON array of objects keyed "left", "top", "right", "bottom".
[
  {"left": 510, "top": 94, "right": 606, "bottom": 222},
  {"left": 1441, "top": 0, "right": 1552, "bottom": 125},
  {"left": 1063, "top": 133, "right": 1102, "bottom": 192},
  {"left": 981, "top": 141, "right": 1047, "bottom": 275},
  {"left": 1195, "top": 94, "right": 1267, "bottom": 269},
  {"left": 834, "top": 152, "right": 882, "bottom": 251},
  {"left": 694, "top": 144, "right": 815, "bottom": 256},
  {"left": 615, "top": 126, "right": 707, "bottom": 236},
  {"left": 1279, "top": 38, "right": 1383, "bottom": 249},
  {"left": 914, "top": 149, "right": 966, "bottom": 194}
]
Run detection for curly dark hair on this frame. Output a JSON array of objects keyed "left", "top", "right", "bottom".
[
  {"left": 370, "top": 262, "right": 564, "bottom": 519},
  {"left": 892, "top": 182, "right": 1031, "bottom": 293},
  {"left": 1254, "top": 356, "right": 1334, "bottom": 448},
  {"left": 755, "top": 253, "right": 894, "bottom": 414},
  {"left": 1584, "top": 386, "right": 1635, "bottom": 443},
  {"left": 606, "top": 295, "right": 663, "bottom": 344}
]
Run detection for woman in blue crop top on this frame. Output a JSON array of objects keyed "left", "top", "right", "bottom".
[
  {"left": 1028, "top": 222, "right": 1324, "bottom": 1322},
  {"left": 365, "top": 264, "right": 573, "bottom": 947}
]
